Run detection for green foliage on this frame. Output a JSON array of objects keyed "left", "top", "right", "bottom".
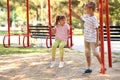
[
  {"left": 72, "top": 17, "right": 81, "bottom": 28},
  {"left": 0, "top": 0, "right": 6, "bottom": 8},
  {"left": 109, "top": 0, "right": 120, "bottom": 25},
  {"left": 0, "top": 0, "right": 120, "bottom": 27}
]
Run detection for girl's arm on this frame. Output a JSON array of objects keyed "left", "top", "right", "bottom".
[
  {"left": 48, "top": 25, "right": 56, "bottom": 34},
  {"left": 52, "top": 28, "right": 56, "bottom": 34},
  {"left": 67, "top": 25, "right": 71, "bottom": 36},
  {"left": 67, "top": 29, "right": 70, "bottom": 35}
]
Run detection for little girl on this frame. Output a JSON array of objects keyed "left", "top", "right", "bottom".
[{"left": 50, "top": 15, "right": 70, "bottom": 68}]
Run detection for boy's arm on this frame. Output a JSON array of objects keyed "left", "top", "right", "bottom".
[
  {"left": 72, "top": 10, "right": 82, "bottom": 20},
  {"left": 96, "top": 28, "right": 99, "bottom": 47}
]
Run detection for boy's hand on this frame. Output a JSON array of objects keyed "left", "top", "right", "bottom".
[
  {"left": 71, "top": 9, "right": 76, "bottom": 16},
  {"left": 70, "top": 9, "right": 75, "bottom": 15},
  {"left": 96, "top": 41, "right": 100, "bottom": 47},
  {"left": 70, "top": 9, "right": 81, "bottom": 20}
]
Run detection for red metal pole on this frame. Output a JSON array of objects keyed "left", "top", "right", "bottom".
[
  {"left": 68, "top": 0, "right": 73, "bottom": 47},
  {"left": 105, "top": 0, "right": 112, "bottom": 67},
  {"left": 48, "top": 0, "right": 52, "bottom": 46},
  {"left": 7, "top": 0, "right": 10, "bottom": 47},
  {"left": 26, "top": 0, "right": 30, "bottom": 47},
  {"left": 99, "top": 0, "right": 105, "bottom": 74}
]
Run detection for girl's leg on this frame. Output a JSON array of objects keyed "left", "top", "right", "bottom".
[
  {"left": 51, "top": 40, "right": 60, "bottom": 61},
  {"left": 59, "top": 40, "right": 66, "bottom": 61}
]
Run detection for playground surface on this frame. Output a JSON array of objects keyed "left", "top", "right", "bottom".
[
  {"left": 0, "top": 35, "right": 120, "bottom": 80},
  {"left": 0, "top": 51, "right": 120, "bottom": 80}
]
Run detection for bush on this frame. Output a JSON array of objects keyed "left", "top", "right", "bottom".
[{"left": 72, "top": 17, "right": 83, "bottom": 29}]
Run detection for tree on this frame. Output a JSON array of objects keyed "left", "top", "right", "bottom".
[
  {"left": 109, "top": 0, "right": 120, "bottom": 25},
  {"left": 0, "top": 0, "right": 119, "bottom": 27}
]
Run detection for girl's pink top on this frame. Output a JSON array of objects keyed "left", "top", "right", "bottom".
[{"left": 55, "top": 23, "right": 70, "bottom": 41}]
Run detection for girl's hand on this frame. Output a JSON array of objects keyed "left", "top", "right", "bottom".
[{"left": 48, "top": 25, "right": 51, "bottom": 28}]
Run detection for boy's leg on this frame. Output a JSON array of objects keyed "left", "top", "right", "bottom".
[
  {"left": 59, "top": 40, "right": 66, "bottom": 61},
  {"left": 90, "top": 42, "right": 101, "bottom": 64},
  {"left": 83, "top": 41, "right": 92, "bottom": 73},
  {"left": 85, "top": 41, "right": 91, "bottom": 68},
  {"left": 91, "top": 43, "right": 107, "bottom": 72},
  {"left": 51, "top": 40, "right": 60, "bottom": 61}
]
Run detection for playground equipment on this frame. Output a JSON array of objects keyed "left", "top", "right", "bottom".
[
  {"left": 46, "top": 0, "right": 73, "bottom": 48},
  {"left": 4, "top": 0, "right": 73, "bottom": 48},
  {"left": 46, "top": 0, "right": 113, "bottom": 74},
  {"left": 99, "top": 0, "right": 112, "bottom": 74},
  {"left": 4, "top": 0, "right": 112, "bottom": 74},
  {"left": 3, "top": 0, "right": 29, "bottom": 48}
]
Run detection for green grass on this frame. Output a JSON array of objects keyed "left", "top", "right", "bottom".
[
  {"left": 0, "top": 44, "right": 120, "bottom": 56},
  {"left": 0, "top": 31, "right": 7, "bottom": 35},
  {"left": 0, "top": 44, "right": 50, "bottom": 55},
  {"left": 112, "top": 52, "right": 120, "bottom": 55},
  {"left": 0, "top": 31, "right": 24, "bottom": 36}
]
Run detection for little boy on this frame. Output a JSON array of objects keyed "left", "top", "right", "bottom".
[{"left": 72, "top": 2, "right": 102, "bottom": 73}]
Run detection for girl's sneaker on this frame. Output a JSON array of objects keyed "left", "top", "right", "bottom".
[
  {"left": 59, "top": 62, "right": 64, "bottom": 68},
  {"left": 50, "top": 61, "right": 56, "bottom": 68}
]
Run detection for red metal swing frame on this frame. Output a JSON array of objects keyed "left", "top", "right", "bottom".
[
  {"left": 3, "top": 0, "right": 30, "bottom": 48},
  {"left": 99, "top": 0, "right": 112, "bottom": 74},
  {"left": 46, "top": 0, "right": 73, "bottom": 48}
]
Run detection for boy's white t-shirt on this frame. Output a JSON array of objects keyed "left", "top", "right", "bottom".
[{"left": 81, "top": 14, "right": 99, "bottom": 42}]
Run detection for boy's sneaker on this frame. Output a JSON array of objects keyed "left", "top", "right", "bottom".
[
  {"left": 59, "top": 62, "right": 64, "bottom": 68},
  {"left": 50, "top": 61, "right": 56, "bottom": 68},
  {"left": 83, "top": 68, "right": 92, "bottom": 74}
]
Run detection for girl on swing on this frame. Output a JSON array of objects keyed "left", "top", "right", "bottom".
[{"left": 49, "top": 14, "right": 70, "bottom": 68}]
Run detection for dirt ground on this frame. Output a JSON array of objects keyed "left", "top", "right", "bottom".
[{"left": 0, "top": 49, "right": 120, "bottom": 80}]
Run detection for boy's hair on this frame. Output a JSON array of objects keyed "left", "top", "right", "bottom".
[
  {"left": 85, "top": 1, "right": 96, "bottom": 11},
  {"left": 55, "top": 15, "right": 66, "bottom": 25}
]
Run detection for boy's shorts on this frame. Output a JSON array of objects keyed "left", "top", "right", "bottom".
[{"left": 85, "top": 41, "right": 99, "bottom": 57}]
